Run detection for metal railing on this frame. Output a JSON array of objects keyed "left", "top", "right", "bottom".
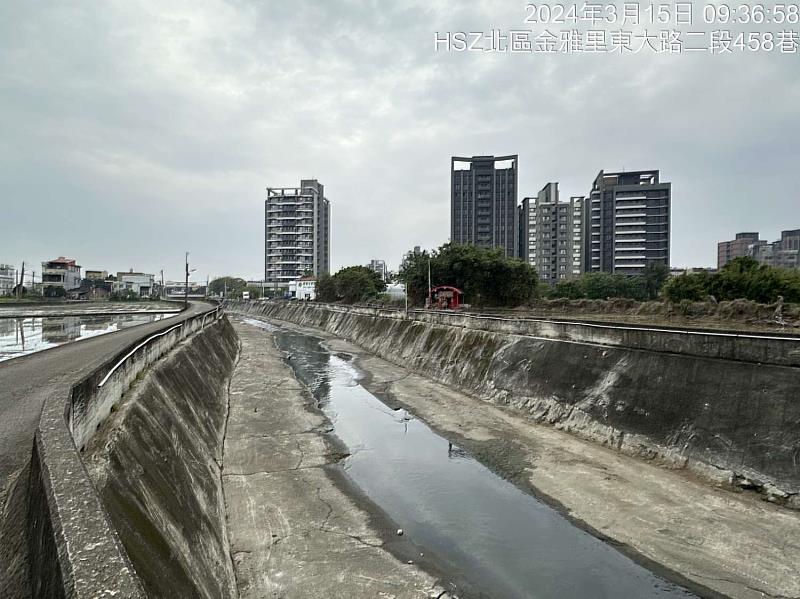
[{"left": 97, "top": 323, "right": 184, "bottom": 388}]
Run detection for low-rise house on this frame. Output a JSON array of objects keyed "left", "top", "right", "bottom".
[
  {"left": 73, "top": 279, "right": 113, "bottom": 300},
  {"left": 0, "top": 264, "right": 15, "bottom": 296},
  {"left": 115, "top": 271, "right": 155, "bottom": 298},
  {"left": 42, "top": 257, "right": 82, "bottom": 292},
  {"left": 289, "top": 275, "right": 316, "bottom": 300}
]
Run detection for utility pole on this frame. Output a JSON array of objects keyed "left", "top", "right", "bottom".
[
  {"left": 17, "top": 262, "right": 25, "bottom": 299},
  {"left": 405, "top": 277, "right": 409, "bottom": 316},
  {"left": 427, "top": 254, "right": 432, "bottom": 308},
  {"left": 184, "top": 252, "right": 189, "bottom": 309}
]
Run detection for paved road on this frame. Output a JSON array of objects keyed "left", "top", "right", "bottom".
[{"left": 0, "top": 301, "right": 212, "bottom": 501}]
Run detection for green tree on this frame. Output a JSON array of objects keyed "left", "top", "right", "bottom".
[
  {"left": 549, "top": 266, "right": 667, "bottom": 302},
  {"left": 313, "top": 266, "right": 387, "bottom": 304},
  {"left": 316, "top": 273, "right": 337, "bottom": 302},
  {"left": 642, "top": 262, "right": 671, "bottom": 300},
  {"left": 209, "top": 277, "right": 247, "bottom": 297},
  {"left": 245, "top": 285, "right": 263, "bottom": 299},
  {"left": 333, "top": 266, "right": 386, "bottom": 303},
  {"left": 661, "top": 258, "right": 800, "bottom": 304},
  {"left": 579, "top": 272, "right": 647, "bottom": 301},
  {"left": 551, "top": 279, "right": 584, "bottom": 299},
  {"left": 662, "top": 273, "right": 709, "bottom": 302},
  {"left": 399, "top": 243, "right": 538, "bottom": 307}
]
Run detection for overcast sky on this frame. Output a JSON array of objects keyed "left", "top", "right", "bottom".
[{"left": 1, "top": 1, "right": 798, "bottom": 282}]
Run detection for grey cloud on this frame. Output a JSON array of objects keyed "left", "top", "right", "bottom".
[{"left": 0, "top": 0, "right": 798, "bottom": 281}]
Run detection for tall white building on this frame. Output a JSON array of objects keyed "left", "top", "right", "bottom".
[
  {"left": 368, "top": 259, "right": 387, "bottom": 281},
  {"left": 519, "top": 183, "right": 584, "bottom": 283},
  {"left": 265, "top": 179, "right": 330, "bottom": 289}
]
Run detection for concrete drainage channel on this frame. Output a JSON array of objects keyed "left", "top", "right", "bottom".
[
  {"left": 5, "top": 299, "right": 797, "bottom": 598},
  {"left": 264, "top": 320, "right": 699, "bottom": 599}
]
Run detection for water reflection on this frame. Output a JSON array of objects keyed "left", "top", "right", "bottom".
[
  {"left": 0, "top": 313, "right": 176, "bottom": 362},
  {"left": 271, "top": 325, "right": 698, "bottom": 599}
]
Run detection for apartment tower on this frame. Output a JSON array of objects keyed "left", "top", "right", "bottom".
[
  {"left": 717, "top": 232, "right": 765, "bottom": 269},
  {"left": 451, "top": 155, "right": 519, "bottom": 257},
  {"left": 519, "top": 183, "right": 584, "bottom": 283},
  {"left": 265, "top": 179, "right": 330, "bottom": 289},
  {"left": 584, "top": 170, "right": 671, "bottom": 274}
]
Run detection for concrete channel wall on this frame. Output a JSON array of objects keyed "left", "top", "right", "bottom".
[
  {"left": 26, "top": 305, "right": 231, "bottom": 598},
  {"left": 227, "top": 300, "right": 800, "bottom": 508},
  {"left": 83, "top": 316, "right": 239, "bottom": 599}
]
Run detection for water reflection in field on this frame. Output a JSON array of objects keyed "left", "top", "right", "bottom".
[{"left": 0, "top": 313, "right": 175, "bottom": 362}]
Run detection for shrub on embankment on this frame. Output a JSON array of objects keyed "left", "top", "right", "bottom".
[
  {"left": 226, "top": 300, "right": 800, "bottom": 509},
  {"left": 519, "top": 297, "right": 799, "bottom": 328},
  {"left": 662, "top": 257, "right": 800, "bottom": 304},
  {"left": 546, "top": 264, "right": 670, "bottom": 302}
]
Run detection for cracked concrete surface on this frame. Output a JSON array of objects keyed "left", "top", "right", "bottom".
[
  {"left": 255, "top": 315, "right": 800, "bottom": 599},
  {"left": 223, "top": 320, "right": 443, "bottom": 598},
  {"left": 348, "top": 342, "right": 800, "bottom": 599}
]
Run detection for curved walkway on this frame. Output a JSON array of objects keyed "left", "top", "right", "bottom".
[{"left": 0, "top": 301, "right": 209, "bottom": 503}]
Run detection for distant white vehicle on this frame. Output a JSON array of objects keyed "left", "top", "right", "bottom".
[{"left": 242, "top": 291, "right": 250, "bottom": 300}]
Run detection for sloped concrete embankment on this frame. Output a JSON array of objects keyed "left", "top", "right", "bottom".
[
  {"left": 226, "top": 301, "right": 800, "bottom": 508},
  {"left": 7, "top": 306, "right": 236, "bottom": 598},
  {"left": 83, "top": 316, "right": 239, "bottom": 599}
]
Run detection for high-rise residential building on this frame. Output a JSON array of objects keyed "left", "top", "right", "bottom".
[
  {"left": 368, "top": 259, "right": 387, "bottom": 281},
  {"left": 451, "top": 155, "right": 518, "bottom": 257},
  {"left": 400, "top": 246, "right": 422, "bottom": 272},
  {"left": 748, "top": 229, "right": 799, "bottom": 269},
  {"left": 265, "top": 179, "right": 330, "bottom": 289},
  {"left": 717, "top": 232, "right": 765, "bottom": 269},
  {"left": 518, "top": 183, "right": 584, "bottom": 283},
  {"left": 584, "top": 170, "right": 671, "bottom": 275},
  {"left": 41, "top": 257, "right": 82, "bottom": 291}
]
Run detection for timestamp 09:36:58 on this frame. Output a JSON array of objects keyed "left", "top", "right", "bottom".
[{"left": 524, "top": 3, "right": 800, "bottom": 26}]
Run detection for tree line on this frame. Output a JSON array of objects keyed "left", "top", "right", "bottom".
[
  {"left": 211, "top": 252, "right": 800, "bottom": 308},
  {"left": 316, "top": 266, "right": 386, "bottom": 303},
  {"left": 400, "top": 243, "right": 538, "bottom": 307},
  {"left": 661, "top": 257, "right": 800, "bottom": 304},
  {"left": 543, "top": 257, "right": 799, "bottom": 304}
]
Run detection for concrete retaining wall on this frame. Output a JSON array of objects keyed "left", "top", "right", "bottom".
[
  {"left": 26, "top": 305, "right": 231, "bottom": 598},
  {"left": 227, "top": 300, "right": 800, "bottom": 508},
  {"left": 84, "top": 317, "right": 238, "bottom": 599}
]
